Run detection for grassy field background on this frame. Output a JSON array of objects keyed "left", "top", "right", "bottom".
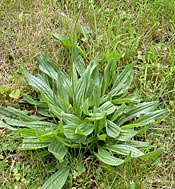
[{"left": 0, "top": 0, "right": 175, "bottom": 188}]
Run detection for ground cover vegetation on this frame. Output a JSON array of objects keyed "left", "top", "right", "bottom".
[{"left": 0, "top": 0, "right": 175, "bottom": 188}]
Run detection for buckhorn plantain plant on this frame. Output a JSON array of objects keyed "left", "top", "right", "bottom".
[{"left": 0, "top": 34, "right": 165, "bottom": 189}]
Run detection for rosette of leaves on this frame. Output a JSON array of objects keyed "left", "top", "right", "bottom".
[{"left": 0, "top": 34, "right": 165, "bottom": 189}]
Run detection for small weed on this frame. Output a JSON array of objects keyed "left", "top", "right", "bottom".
[{"left": 0, "top": 0, "right": 174, "bottom": 188}]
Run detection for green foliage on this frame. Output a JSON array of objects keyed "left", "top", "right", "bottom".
[{"left": 0, "top": 34, "right": 165, "bottom": 188}]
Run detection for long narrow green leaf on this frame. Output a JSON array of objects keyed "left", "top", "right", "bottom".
[
  {"left": 101, "top": 60, "right": 116, "bottom": 95},
  {"left": 14, "top": 128, "right": 37, "bottom": 136},
  {"left": 22, "top": 63, "right": 55, "bottom": 105},
  {"left": 22, "top": 94, "right": 48, "bottom": 108},
  {"left": 99, "top": 101, "right": 116, "bottom": 115},
  {"left": 140, "top": 148, "right": 163, "bottom": 158},
  {"left": 74, "top": 61, "right": 99, "bottom": 114},
  {"left": 105, "top": 120, "right": 121, "bottom": 138},
  {"left": 37, "top": 108, "right": 53, "bottom": 118},
  {"left": 112, "top": 98, "right": 140, "bottom": 104},
  {"left": 55, "top": 67, "right": 70, "bottom": 104},
  {"left": 111, "top": 63, "right": 135, "bottom": 97},
  {"left": 80, "top": 98, "right": 89, "bottom": 115},
  {"left": 111, "top": 104, "right": 126, "bottom": 121},
  {"left": 125, "top": 101, "right": 158, "bottom": 116},
  {"left": 62, "top": 113, "right": 82, "bottom": 125},
  {"left": 75, "top": 122, "right": 94, "bottom": 136},
  {"left": 75, "top": 77, "right": 87, "bottom": 116},
  {"left": 96, "top": 116, "right": 106, "bottom": 131},
  {"left": 19, "top": 138, "right": 51, "bottom": 150},
  {"left": 48, "top": 104, "right": 62, "bottom": 119},
  {"left": 93, "top": 83, "right": 101, "bottom": 108},
  {"left": 86, "top": 111, "right": 106, "bottom": 121},
  {"left": 74, "top": 55, "right": 86, "bottom": 76},
  {"left": 0, "top": 106, "right": 36, "bottom": 121},
  {"left": 126, "top": 140, "right": 150, "bottom": 148},
  {"left": 94, "top": 146, "right": 130, "bottom": 166},
  {"left": 84, "top": 63, "right": 99, "bottom": 105},
  {"left": 116, "top": 101, "right": 158, "bottom": 126},
  {"left": 36, "top": 128, "right": 59, "bottom": 141},
  {"left": 37, "top": 54, "right": 58, "bottom": 80},
  {"left": 63, "top": 124, "right": 85, "bottom": 141},
  {"left": 57, "top": 137, "right": 80, "bottom": 148},
  {"left": 133, "top": 110, "right": 166, "bottom": 125},
  {"left": 0, "top": 121, "right": 17, "bottom": 131},
  {"left": 42, "top": 166, "right": 70, "bottom": 189},
  {"left": 48, "top": 141, "right": 67, "bottom": 163},
  {"left": 53, "top": 34, "right": 86, "bottom": 59},
  {"left": 121, "top": 123, "right": 143, "bottom": 130},
  {"left": 106, "top": 144, "right": 144, "bottom": 157},
  {"left": 116, "top": 130, "right": 138, "bottom": 141},
  {"left": 4, "top": 118, "right": 57, "bottom": 128},
  {"left": 117, "top": 127, "right": 147, "bottom": 141},
  {"left": 53, "top": 34, "right": 72, "bottom": 49}
]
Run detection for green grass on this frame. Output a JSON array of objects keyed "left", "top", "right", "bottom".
[{"left": 0, "top": 0, "right": 174, "bottom": 188}]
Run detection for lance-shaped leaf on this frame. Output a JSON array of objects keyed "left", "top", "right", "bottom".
[
  {"left": 21, "top": 94, "right": 48, "bottom": 108},
  {"left": 106, "top": 144, "right": 144, "bottom": 158},
  {"left": 48, "top": 141, "right": 67, "bottom": 163},
  {"left": 35, "top": 128, "right": 59, "bottom": 141},
  {"left": 0, "top": 106, "right": 37, "bottom": 121},
  {"left": 121, "top": 123, "right": 143, "bottom": 130},
  {"left": 94, "top": 146, "right": 130, "bottom": 166},
  {"left": 14, "top": 128, "right": 37, "bottom": 137},
  {"left": 37, "top": 108, "right": 53, "bottom": 118},
  {"left": 116, "top": 101, "right": 158, "bottom": 126},
  {"left": 62, "top": 113, "right": 82, "bottom": 125},
  {"left": 80, "top": 98, "right": 89, "bottom": 115},
  {"left": 75, "top": 122, "right": 94, "bottom": 136},
  {"left": 42, "top": 166, "right": 70, "bottom": 189},
  {"left": 74, "top": 61, "right": 98, "bottom": 111},
  {"left": 4, "top": 118, "right": 57, "bottom": 128},
  {"left": 116, "top": 130, "right": 139, "bottom": 142},
  {"left": 101, "top": 59, "right": 116, "bottom": 95},
  {"left": 93, "top": 83, "right": 101, "bottom": 108},
  {"left": 96, "top": 116, "right": 106, "bottom": 131},
  {"left": 121, "top": 109, "right": 166, "bottom": 129},
  {"left": 63, "top": 124, "right": 86, "bottom": 141},
  {"left": 99, "top": 101, "right": 116, "bottom": 115},
  {"left": 0, "top": 121, "right": 17, "bottom": 131},
  {"left": 86, "top": 111, "right": 106, "bottom": 121},
  {"left": 19, "top": 138, "right": 51, "bottom": 150},
  {"left": 75, "top": 77, "right": 87, "bottom": 115},
  {"left": 22, "top": 63, "right": 55, "bottom": 105},
  {"left": 140, "top": 148, "right": 163, "bottom": 158},
  {"left": 80, "top": 25, "right": 91, "bottom": 41},
  {"left": 55, "top": 68, "right": 70, "bottom": 103},
  {"left": 37, "top": 54, "right": 58, "bottom": 80},
  {"left": 37, "top": 54, "right": 70, "bottom": 104},
  {"left": 112, "top": 92, "right": 140, "bottom": 105},
  {"left": 74, "top": 55, "right": 86, "bottom": 76},
  {"left": 116, "top": 127, "right": 147, "bottom": 141},
  {"left": 111, "top": 63, "right": 135, "bottom": 97},
  {"left": 133, "top": 109, "right": 166, "bottom": 126},
  {"left": 53, "top": 34, "right": 72, "bottom": 49},
  {"left": 112, "top": 98, "right": 140, "bottom": 104},
  {"left": 53, "top": 34, "right": 86, "bottom": 59},
  {"left": 111, "top": 104, "right": 126, "bottom": 121},
  {"left": 126, "top": 140, "right": 150, "bottom": 148},
  {"left": 125, "top": 101, "right": 158, "bottom": 116},
  {"left": 0, "top": 121, "right": 38, "bottom": 137},
  {"left": 105, "top": 120, "right": 121, "bottom": 138},
  {"left": 48, "top": 104, "right": 62, "bottom": 119}
]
